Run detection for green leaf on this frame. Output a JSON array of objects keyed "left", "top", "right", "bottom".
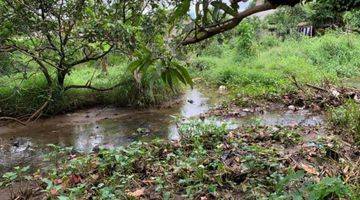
[
  {"left": 165, "top": 70, "right": 175, "bottom": 92},
  {"left": 21, "top": 166, "right": 30, "bottom": 172},
  {"left": 3, "top": 172, "right": 17, "bottom": 181},
  {"left": 58, "top": 196, "right": 70, "bottom": 200},
  {"left": 138, "top": 56, "right": 153, "bottom": 74},
  {"left": 128, "top": 59, "right": 141, "bottom": 73},
  {"left": 173, "top": 68, "right": 187, "bottom": 85},
  {"left": 42, "top": 178, "right": 53, "bottom": 190},
  {"left": 161, "top": 70, "right": 167, "bottom": 83},
  {"left": 173, "top": 62, "right": 193, "bottom": 88},
  {"left": 128, "top": 46, "right": 153, "bottom": 73},
  {"left": 211, "top": 1, "right": 237, "bottom": 16},
  {"left": 170, "top": 0, "right": 191, "bottom": 23},
  {"left": 275, "top": 170, "right": 305, "bottom": 193}
]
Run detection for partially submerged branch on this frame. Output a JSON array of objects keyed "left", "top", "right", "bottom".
[
  {"left": 0, "top": 117, "right": 27, "bottom": 126},
  {"left": 0, "top": 88, "right": 52, "bottom": 126},
  {"left": 64, "top": 82, "right": 123, "bottom": 92},
  {"left": 26, "top": 89, "right": 52, "bottom": 123}
]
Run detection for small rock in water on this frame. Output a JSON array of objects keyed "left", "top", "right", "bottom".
[
  {"left": 187, "top": 99, "right": 194, "bottom": 104},
  {"left": 288, "top": 105, "right": 296, "bottom": 111},
  {"left": 136, "top": 127, "right": 151, "bottom": 134},
  {"left": 199, "top": 114, "right": 205, "bottom": 121},
  {"left": 242, "top": 108, "right": 251, "bottom": 112},
  {"left": 92, "top": 146, "right": 100, "bottom": 153},
  {"left": 12, "top": 141, "right": 20, "bottom": 147}
]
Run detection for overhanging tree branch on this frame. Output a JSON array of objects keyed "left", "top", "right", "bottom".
[
  {"left": 181, "top": 2, "right": 277, "bottom": 45},
  {"left": 180, "top": 0, "right": 360, "bottom": 45}
]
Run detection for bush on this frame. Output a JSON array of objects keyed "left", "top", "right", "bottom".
[
  {"left": 265, "top": 5, "right": 308, "bottom": 37},
  {"left": 234, "top": 21, "right": 257, "bottom": 58},
  {"left": 344, "top": 9, "right": 360, "bottom": 31},
  {"left": 329, "top": 100, "right": 360, "bottom": 144}
]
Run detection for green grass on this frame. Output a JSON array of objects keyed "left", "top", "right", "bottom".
[
  {"left": 0, "top": 60, "right": 175, "bottom": 117},
  {"left": 194, "top": 31, "right": 360, "bottom": 99},
  {"left": 329, "top": 100, "right": 360, "bottom": 145}
]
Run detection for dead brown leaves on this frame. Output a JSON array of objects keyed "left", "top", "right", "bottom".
[{"left": 126, "top": 188, "right": 145, "bottom": 198}]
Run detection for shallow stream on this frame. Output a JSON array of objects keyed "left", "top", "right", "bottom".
[{"left": 0, "top": 88, "right": 324, "bottom": 173}]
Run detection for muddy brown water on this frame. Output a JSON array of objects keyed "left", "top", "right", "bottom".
[{"left": 0, "top": 88, "right": 324, "bottom": 173}]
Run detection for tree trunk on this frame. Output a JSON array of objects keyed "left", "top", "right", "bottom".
[{"left": 57, "top": 70, "right": 66, "bottom": 88}]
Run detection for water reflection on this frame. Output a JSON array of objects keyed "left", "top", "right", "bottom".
[
  {"left": 74, "top": 123, "right": 104, "bottom": 152},
  {"left": 181, "top": 89, "right": 209, "bottom": 117}
]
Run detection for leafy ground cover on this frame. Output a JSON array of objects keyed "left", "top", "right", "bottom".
[{"left": 1, "top": 117, "right": 359, "bottom": 199}]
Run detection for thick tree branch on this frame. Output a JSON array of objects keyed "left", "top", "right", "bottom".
[
  {"left": 181, "top": 2, "right": 277, "bottom": 45},
  {"left": 181, "top": 0, "right": 360, "bottom": 45},
  {"left": 67, "top": 45, "right": 114, "bottom": 68}
]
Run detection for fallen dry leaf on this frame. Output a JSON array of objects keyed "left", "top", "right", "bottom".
[
  {"left": 343, "top": 165, "right": 349, "bottom": 174},
  {"left": 54, "top": 179, "right": 62, "bottom": 185},
  {"left": 50, "top": 188, "right": 58, "bottom": 196},
  {"left": 142, "top": 179, "right": 154, "bottom": 184},
  {"left": 301, "top": 163, "right": 317, "bottom": 174},
  {"left": 127, "top": 188, "right": 145, "bottom": 198},
  {"left": 69, "top": 174, "right": 82, "bottom": 185},
  {"left": 90, "top": 174, "right": 99, "bottom": 180}
]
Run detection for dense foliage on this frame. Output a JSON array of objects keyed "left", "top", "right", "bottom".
[{"left": 0, "top": 0, "right": 194, "bottom": 118}]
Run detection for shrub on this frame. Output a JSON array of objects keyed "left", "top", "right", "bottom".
[
  {"left": 329, "top": 100, "right": 360, "bottom": 144},
  {"left": 344, "top": 9, "right": 360, "bottom": 31}
]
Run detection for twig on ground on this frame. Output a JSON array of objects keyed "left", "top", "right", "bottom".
[
  {"left": 305, "top": 83, "right": 328, "bottom": 92},
  {"left": 0, "top": 117, "right": 26, "bottom": 126}
]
